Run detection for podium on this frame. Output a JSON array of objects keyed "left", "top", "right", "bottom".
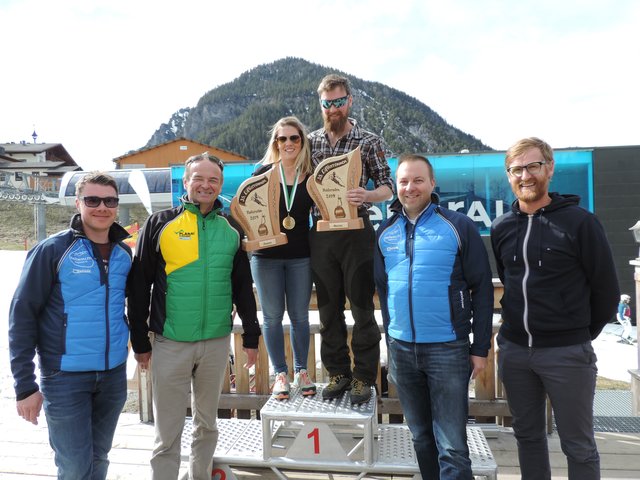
[
  {"left": 260, "top": 384, "right": 377, "bottom": 465},
  {"left": 179, "top": 385, "right": 498, "bottom": 479}
]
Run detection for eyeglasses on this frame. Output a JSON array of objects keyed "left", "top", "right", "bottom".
[
  {"left": 80, "top": 196, "right": 119, "bottom": 208},
  {"left": 320, "top": 95, "right": 349, "bottom": 109},
  {"left": 507, "top": 161, "right": 547, "bottom": 177},
  {"left": 185, "top": 153, "right": 224, "bottom": 171},
  {"left": 276, "top": 135, "right": 301, "bottom": 144}
]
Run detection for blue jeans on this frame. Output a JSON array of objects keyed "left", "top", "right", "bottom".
[
  {"left": 40, "top": 362, "right": 127, "bottom": 480},
  {"left": 388, "top": 337, "right": 472, "bottom": 480},
  {"left": 250, "top": 255, "right": 312, "bottom": 373}
]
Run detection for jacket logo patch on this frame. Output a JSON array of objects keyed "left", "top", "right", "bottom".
[
  {"left": 175, "top": 229, "right": 195, "bottom": 240},
  {"left": 70, "top": 250, "right": 94, "bottom": 269},
  {"left": 381, "top": 224, "right": 403, "bottom": 252}
]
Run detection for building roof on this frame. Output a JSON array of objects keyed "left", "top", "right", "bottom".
[
  {"left": 0, "top": 154, "right": 19, "bottom": 163},
  {"left": 1, "top": 142, "right": 62, "bottom": 154},
  {"left": 0, "top": 160, "right": 65, "bottom": 168},
  {"left": 112, "top": 137, "right": 248, "bottom": 162},
  {"left": 0, "top": 142, "right": 79, "bottom": 168}
]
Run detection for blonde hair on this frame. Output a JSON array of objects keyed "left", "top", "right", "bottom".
[
  {"left": 261, "top": 116, "right": 313, "bottom": 176},
  {"left": 505, "top": 137, "right": 554, "bottom": 169}
]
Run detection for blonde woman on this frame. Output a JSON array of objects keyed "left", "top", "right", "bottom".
[{"left": 250, "top": 116, "right": 316, "bottom": 399}]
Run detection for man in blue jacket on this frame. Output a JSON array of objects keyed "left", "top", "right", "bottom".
[
  {"left": 375, "top": 154, "right": 493, "bottom": 479},
  {"left": 491, "top": 137, "right": 619, "bottom": 480},
  {"left": 9, "top": 172, "right": 132, "bottom": 479}
]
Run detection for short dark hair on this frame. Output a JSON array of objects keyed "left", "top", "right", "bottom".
[
  {"left": 75, "top": 171, "right": 118, "bottom": 196},
  {"left": 397, "top": 153, "right": 434, "bottom": 179},
  {"left": 184, "top": 152, "right": 224, "bottom": 179}
]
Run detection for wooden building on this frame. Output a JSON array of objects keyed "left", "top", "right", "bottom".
[
  {"left": 112, "top": 137, "right": 248, "bottom": 169},
  {"left": 0, "top": 142, "right": 80, "bottom": 192}
]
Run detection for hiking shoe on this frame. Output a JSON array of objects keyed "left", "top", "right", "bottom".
[
  {"left": 349, "top": 378, "right": 372, "bottom": 405},
  {"left": 293, "top": 369, "right": 317, "bottom": 396},
  {"left": 272, "top": 372, "right": 290, "bottom": 400},
  {"left": 321, "top": 374, "right": 352, "bottom": 400}
]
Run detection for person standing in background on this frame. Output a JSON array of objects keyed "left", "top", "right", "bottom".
[
  {"left": 9, "top": 172, "right": 132, "bottom": 479},
  {"left": 491, "top": 137, "right": 619, "bottom": 480},
  {"left": 617, "top": 294, "right": 635, "bottom": 344},
  {"left": 250, "top": 116, "right": 316, "bottom": 400},
  {"left": 309, "top": 73, "right": 394, "bottom": 404}
]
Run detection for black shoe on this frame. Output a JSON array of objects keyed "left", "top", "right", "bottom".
[
  {"left": 349, "top": 378, "right": 372, "bottom": 404},
  {"left": 322, "top": 374, "right": 352, "bottom": 400}
]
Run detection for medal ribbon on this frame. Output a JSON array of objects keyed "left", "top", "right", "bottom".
[{"left": 279, "top": 162, "right": 299, "bottom": 218}]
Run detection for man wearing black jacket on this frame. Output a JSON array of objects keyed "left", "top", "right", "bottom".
[{"left": 491, "top": 137, "right": 619, "bottom": 480}]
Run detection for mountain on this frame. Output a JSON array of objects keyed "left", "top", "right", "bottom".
[{"left": 146, "top": 57, "right": 490, "bottom": 159}]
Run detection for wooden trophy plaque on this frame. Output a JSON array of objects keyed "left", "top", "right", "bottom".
[
  {"left": 230, "top": 166, "right": 288, "bottom": 251},
  {"left": 307, "top": 147, "right": 364, "bottom": 231}
]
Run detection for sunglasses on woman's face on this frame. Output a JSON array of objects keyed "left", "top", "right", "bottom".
[{"left": 276, "top": 135, "right": 301, "bottom": 144}]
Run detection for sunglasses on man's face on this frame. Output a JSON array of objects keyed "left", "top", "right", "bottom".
[
  {"left": 80, "top": 196, "right": 120, "bottom": 208},
  {"left": 320, "top": 95, "right": 349, "bottom": 109},
  {"left": 276, "top": 135, "right": 301, "bottom": 144},
  {"left": 185, "top": 154, "right": 224, "bottom": 171}
]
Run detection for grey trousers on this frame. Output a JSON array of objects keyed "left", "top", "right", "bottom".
[
  {"left": 150, "top": 334, "right": 230, "bottom": 480},
  {"left": 497, "top": 335, "right": 600, "bottom": 480}
]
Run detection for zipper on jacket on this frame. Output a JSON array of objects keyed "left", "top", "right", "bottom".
[
  {"left": 92, "top": 239, "right": 111, "bottom": 370},
  {"left": 407, "top": 222, "right": 417, "bottom": 342},
  {"left": 104, "top": 268, "right": 111, "bottom": 370},
  {"left": 201, "top": 215, "right": 208, "bottom": 336},
  {"left": 522, "top": 215, "right": 534, "bottom": 347}
]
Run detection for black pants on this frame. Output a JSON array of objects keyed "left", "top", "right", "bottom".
[{"left": 309, "top": 217, "right": 381, "bottom": 383}]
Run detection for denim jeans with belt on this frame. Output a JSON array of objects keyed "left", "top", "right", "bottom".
[
  {"left": 388, "top": 337, "right": 473, "bottom": 480},
  {"left": 250, "top": 255, "right": 313, "bottom": 374},
  {"left": 40, "top": 362, "right": 127, "bottom": 480}
]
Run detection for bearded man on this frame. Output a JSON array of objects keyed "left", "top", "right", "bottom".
[
  {"left": 308, "top": 74, "right": 394, "bottom": 404},
  {"left": 491, "top": 137, "right": 619, "bottom": 480}
]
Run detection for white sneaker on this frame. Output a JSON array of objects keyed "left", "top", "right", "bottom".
[
  {"left": 272, "top": 372, "right": 290, "bottom": 400},
  {"left": 293, "top": 369, "right": 317, "bottom": 396}
]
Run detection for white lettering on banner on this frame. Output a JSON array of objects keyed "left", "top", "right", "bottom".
[
  {"left": 448, "top": 200, "right": 506, "bottom": 228},
  {"left": 369, "top": 205, "right": 382, "bottom": 230},
  {"left": 467, "top": 201, "right": 491, "bottom": 227}
]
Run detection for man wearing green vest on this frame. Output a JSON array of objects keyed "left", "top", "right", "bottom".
[{"left": 128, "top": 152, "right": 261, "bottom": 480}]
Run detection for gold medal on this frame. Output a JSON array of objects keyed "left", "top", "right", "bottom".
[{"left": 283, "top": 215, "right": 295, "bottom": 230}]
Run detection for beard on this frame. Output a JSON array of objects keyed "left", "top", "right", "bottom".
[
  {"left": 324, "top": 110, "right": 349, "bottom": 134},
  {"left": 513, "top": 178, "right": 550, "bottom": 205}
]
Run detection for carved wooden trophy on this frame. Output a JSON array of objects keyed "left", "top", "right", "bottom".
[
  {"left": 307, "top": 147, "right": 364, "bottom": 231},
  {"left": 230, "top": 166, "right": 288, "bottom": 251}
]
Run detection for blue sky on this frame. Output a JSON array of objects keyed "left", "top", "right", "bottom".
[{"left": 1, "top": 0, "right": 638, "bottom": 170}]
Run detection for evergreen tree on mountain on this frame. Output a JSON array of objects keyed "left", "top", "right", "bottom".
[{"left": 146, "top": 57, "right": 490, "bottom": 159}]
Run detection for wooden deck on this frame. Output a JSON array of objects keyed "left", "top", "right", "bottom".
[
  {"left": 2, "top": 275, "right": 638, "bottom": 478},
  {"left": 1, "top": 411, "right": 639, "bottom": 479}
]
